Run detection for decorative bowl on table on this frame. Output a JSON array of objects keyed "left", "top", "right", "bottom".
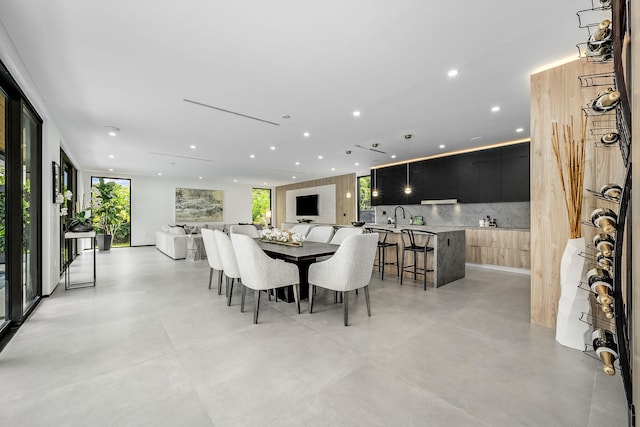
[
  {"left": 351, "top": 221, "right": 365, "bottom": 227},
  {"left": 259, "top": 228, "right": 305, "bottom": 246}
]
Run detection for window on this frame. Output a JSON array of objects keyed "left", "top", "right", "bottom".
[
  {"left": 91, "top": 177, "right": 131, "bottom": 247},
  {"left": 252, "top": 188, "right": 271, "bottom": 227},
  {"left": 358, "top": 175, "right": 374, "bottom": 223}
]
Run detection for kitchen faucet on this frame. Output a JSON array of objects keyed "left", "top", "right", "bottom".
[{"left": 393, "top": 206, "right": 405, "bottom": 229}]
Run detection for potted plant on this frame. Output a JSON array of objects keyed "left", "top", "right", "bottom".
[{"left": 92, "top": 179, "right": 130, "bottom": 251}]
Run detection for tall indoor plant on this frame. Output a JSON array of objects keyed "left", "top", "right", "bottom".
[{"left": 92, "top": 178, "right": 130, "bottom": 251}]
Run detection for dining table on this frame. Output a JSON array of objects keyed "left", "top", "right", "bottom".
[{"left": 256, "top": 239, "right": 339, "bottom": 302}]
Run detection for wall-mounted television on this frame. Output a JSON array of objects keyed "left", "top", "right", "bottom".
[{"left": 296, "top": 194, "right": 319, "bottom": 216}]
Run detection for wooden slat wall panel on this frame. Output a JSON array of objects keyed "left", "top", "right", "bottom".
[
  {"left": 274, "top": 174, "right": 356, "bottom": 227},
  {"left": 530, "top": 58, "right": 624, "bottom": 328}
]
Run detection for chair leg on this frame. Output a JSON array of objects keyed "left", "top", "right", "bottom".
[
  {"left": 309, "top": 284, "right": 314, "bottom": 313},
  {"left": 334, "top": 291, "right": 338, "bottom": 303},
  {"left": 241, "top": 283, "right": 247, "bottom": 312},
  {"left": 293, "top": 284, "right": 301, "bottom": 314},
  {"left": 227, "top": 278, "right": 234, "bottom": 306},
  {"left": 218, "top": 270, "right": 223, "bottom": 295},
  {"left": 400, "top": 250, "right": 405, "bottom": 286},
  {"left": 395, "top": 245, "right": 400, "bottom": 277},
  {"left": 253, "top": 290, "right": 261, "bottom": 324},
  {"left": 423, "top": 251, "right": 428, "bottom": 290},
  {"left": 381, "top": 245, "right": 386, "bottom": 280},
  {"left": 413, "top": 250, "right": 417, "bottom": 280},
  {"left": 208, "top": 268, "right": 213, "bottom": 289},
  {"left": 364, "top": 285, "right": 371, "bottom": 316},
  {"left": 343, "top": 291, "right": 349, "bottom": 326}
]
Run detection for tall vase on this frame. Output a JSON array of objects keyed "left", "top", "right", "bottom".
[{"left": 555, "top": 237, "right": 590, "bottom": 350}]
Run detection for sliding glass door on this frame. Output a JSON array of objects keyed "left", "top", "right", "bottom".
[
  {"left": 0, "top": 89, "right": 6, "bottom": 325},
  {"left": 21, "top": 106, "right": 39, "bottom": 313}
]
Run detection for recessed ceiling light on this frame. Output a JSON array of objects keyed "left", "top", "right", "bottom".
[
  {"left": 391, "top": 155, "right": 397, "bottom": 159},
  {"left": 295, "top": 161, "right": 300, "bottom": 166},
  {"left": 108, "top": 154, "right": 114, "bottom": 159},
  {"left": 233, "top": 179, "right": 238, "bottom": 182},
  {"left": 353, "top": 111, "right": 361, "bottom": 117},
  {"left": 250, "top": 154, "right": 255, "bottom": 159},
  {"left": 105, "top": 126, "right": 120, "bottom": 136},
  {"left": 270, "top": 146, "right": 276, "bottom": 150},
  {"left": 447, "top": 69, "right": 459, "bottom": 77},
  {"left": 318, "top": 155, "right": 323, "bottom": 159},
  {"left": 355, "top": 162, "right": 359, "bottom": 166},
  {"left": 303, "top": 132, "right": 310, "bottom": 137},
  {"left": 108, "top": 168, "right": 113, "bottom": 172},
  {"left": 491, "top": 106, "right": 500, "bottom": 112},
  {"left": 157, "top": 172, "right": 162, "bottom": 176},
  {"left": 263, "top": 182, "right": 267, "bottom": 185},
  {"left": 331, "top": 167, "right": 335, "bottom": 171},
  {"left": 516, "top": 127, "right": 524, "bottom": 133},
  {"left": 190, "top": 144, "right": 196, "bottom": 149},
  {"left": 198, "top": 176, "right": 203, "bottom": 180},
  {"left": 292, "top": 176, "right": 296, "bottom": 179},
  {"left": 439, "top": 144, "right": 445, "bottom": 149}
]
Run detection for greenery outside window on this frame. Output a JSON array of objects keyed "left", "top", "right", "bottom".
[
  {"left": 358, "top": 175, "right": 374, "bottom": 223},
  {"left": 252, "top": 188, "right": 271, "bottom": 227}
]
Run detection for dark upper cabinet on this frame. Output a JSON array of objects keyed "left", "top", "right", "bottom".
[
  {"left": 501, "top": 142, "right": 530, "bottom": 201},
  {"left": 372, "top": 142, "right": 529, "bottom": 205}
]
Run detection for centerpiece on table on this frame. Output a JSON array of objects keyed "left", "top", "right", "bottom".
[{"left": 259, "top": 228, "right": 305, "bottom": 246}]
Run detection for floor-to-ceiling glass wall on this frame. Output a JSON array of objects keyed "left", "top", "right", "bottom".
[
  {"left": 0, "top": 90, "right": 6, "bottom": 325},
  {"left": 0, "top": 58, "right": 42, "bottom": 339},
  {"left": 21, "top": 106, "right": 39, "bottom": 314}
]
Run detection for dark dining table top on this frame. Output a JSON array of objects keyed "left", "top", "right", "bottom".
[{"left": 256, "top": 239, "right": 339, "bottom": 262}]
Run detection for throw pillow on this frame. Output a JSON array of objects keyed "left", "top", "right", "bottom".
[{"left": 168, "top": 227, "right": 186, "bottom": 235}]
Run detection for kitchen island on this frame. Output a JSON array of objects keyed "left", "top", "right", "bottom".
[{"left": 364, "top": 224, "right": 466, "bottom": 287}]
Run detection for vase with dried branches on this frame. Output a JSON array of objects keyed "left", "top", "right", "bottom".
[{"left": 552, "top": 113, "right": 589, "bottom": 351}]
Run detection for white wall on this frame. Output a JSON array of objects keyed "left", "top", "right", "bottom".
[
  {"left": 83, "top": 172, "right": 255, "bottom": 246},
  {"left": 0, "top": 20, "right": 77, "bottom": 295},
  {"left": 285, "top": 184, "right": 336, "bottom": 224}
]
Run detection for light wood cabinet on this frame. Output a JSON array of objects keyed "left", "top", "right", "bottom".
[{"left": 465, "top": 228, "right": 531, "bottom": 269}]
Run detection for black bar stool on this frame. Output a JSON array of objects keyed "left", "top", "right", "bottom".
[
  {"left": 365, "top": 227, "right": 399, "bottom": 280},
  {"left": 400, "top": 229, "right": 435, "bottom": 290}
]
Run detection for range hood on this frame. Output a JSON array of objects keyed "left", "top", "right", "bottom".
[{"left": 420, "top": 199, "right": 458, "bottom": 205}]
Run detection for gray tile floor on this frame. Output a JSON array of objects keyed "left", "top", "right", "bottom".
[{"left": 0, "top": 246, "right": 628, "bottom": 426}]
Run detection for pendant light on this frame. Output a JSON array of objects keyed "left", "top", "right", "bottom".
[
  {"left": 371, "top": 169, "right": 379, "bottom": 197},
  {"left": 404, "top": 163, "right": 412, "bottom": 194}
]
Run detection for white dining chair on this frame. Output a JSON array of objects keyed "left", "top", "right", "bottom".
[
  {"left": 308, "top": 233, "right": 378, "bottom": 326},
  {"left": 329, "top": 226, "right": 364, "bottom": 245},
  {"left": 229, "top": 224, "right": 259, "bottom": 238},
  {"left": 231, "top": 233, "right": 301, "bottom": 323},
  {"left": 305, "top": 225, "right": 335, "bottom": 243},
  {"left": 289, "top": 224, "right": 312, "bottom": 238},
  {"left": 201, "top": 229, "right": 224, "bottom": 294},
  {"left": 214, "top": 230, "right": 242, "bottom": 306}
]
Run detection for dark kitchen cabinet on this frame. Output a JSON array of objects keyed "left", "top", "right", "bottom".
[{"left": 372, "top": 142, "right": 530, "bottom": 205}]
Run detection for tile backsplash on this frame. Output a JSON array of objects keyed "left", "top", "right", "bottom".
[{"left": 373, "top": 201, "right": 530, "bottom": 229}]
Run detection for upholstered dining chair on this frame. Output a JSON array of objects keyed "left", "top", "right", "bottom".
[
  {"left": 214, "top": 230, "right": 242, "bottom": 306},
  {"left": 289, "top": 224, "right": 312, "bottom": 238},
  {"left": 329, "top": 226, "right": 364, "bottom": 245},
  {"left": 231, "top": 233, "right": 301, "bottom": 323},
  {"left": 308, "top": 233, "right": 378, "bottom": 326},
  {"left": 201, "top": 229, "right": 224, "bottom": 294},
  {"left": 229, "top": 224, "right": 259, "bottom": 238},
  {"left": 305, "top": 225, "right": 335, "bottom": 243}
]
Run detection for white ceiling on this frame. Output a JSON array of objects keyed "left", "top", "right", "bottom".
[{"left": 0, "top": 1, "right": 596, "bottom": 186}]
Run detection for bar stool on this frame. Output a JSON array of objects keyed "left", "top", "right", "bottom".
[
  {"left": 400, "top": 229, "right": 435, "bottom": 290},
  {"left": 365, "top": 227, "right": 399, "bottom": 280}
]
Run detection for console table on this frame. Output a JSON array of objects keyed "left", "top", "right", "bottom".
[{"left": 64, "top": 231, "right": 96, "bottom": 290}]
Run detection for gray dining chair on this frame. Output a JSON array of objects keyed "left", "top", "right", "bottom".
[
  {"left": 329, "top": 227, "right": 364, "bottom": 245},
  {"left": 201, "top": 229, "right": 224, "bottom": 294},
  {"left": 305, "top": 225, "right": 335, "bottom": 243},
  {"left": 308, "top": 233, "right": 378, "bottom": 326},
  {"left": 229, "top": 224, "right": 260, "bottom": 238},
  {"left": 231, "top": 233, "right": 301, "bottom": 323},
  {"left": 214, "top": 230, "right": 242, "bottom": 306}
]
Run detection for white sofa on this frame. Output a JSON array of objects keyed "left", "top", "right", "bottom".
[{"left": 155, "top": 224, "right": 226, "bottom": 260}]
